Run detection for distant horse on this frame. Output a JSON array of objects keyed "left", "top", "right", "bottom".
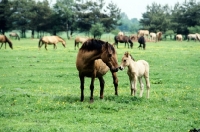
[
  {"left": 137, "top": 30, "right": 149, "bottom": 39},
  {"left": 187, "top": 34, "right": 200, "bottom": 41},
  {"left": 138, "top": 35, "right": 146, "bottom": 50},
  {"left": 156, "top": 32, "right": 162, "bottom": 42},
  {"left": 0, "top": 35, "right": 13, "bottom": 49},
  {"left": 119, "top": 52, "right": 150, "bottom": 98},
  {"left": 74, "top": 37, "right": 89, "bottom": 50},
  {"left": 114, "top": 35, "right": 134, "bottom": 48},
  {"left": 38, "top": 36, "right": 66, "bottom": 50},
  {"left": 149, "top": 32, "right": 156, "bottom": 42},
  {"left": 118, "top": 31, "right": 124, "bottom": 36},
  {"left": 176, "top": 34, "right": 182, "bottom": 41},
  {"left": 76, "top": 39, "right": 119, "bottom": 102},
  {"left": 9, "top": 32, "right": 20, "bottom": 40}
]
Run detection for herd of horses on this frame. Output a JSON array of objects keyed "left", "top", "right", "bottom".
[{"left": 1, "top": 31, "right": 200, "bottom": 103}]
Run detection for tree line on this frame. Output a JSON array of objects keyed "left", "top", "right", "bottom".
[
  {"left": 140, "top": 0, "right": 200, "bottom": 39},
  {"left": 0, "top": 0, "right": 199, "bottom": 39},
  {"left": 0, "top": 0, "right": 122, "bottom": 38}
]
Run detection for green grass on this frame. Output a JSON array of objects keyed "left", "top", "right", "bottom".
[{"left": 0, "top": 37, "right": 200, "bottom": 132}]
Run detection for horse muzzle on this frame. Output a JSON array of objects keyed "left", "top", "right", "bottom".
[
  {"left": 118, "top": 66, "right": 124, "bottom": 70},
  {"left": 110, "top": 68, "right": 118, "bottom": 72}
]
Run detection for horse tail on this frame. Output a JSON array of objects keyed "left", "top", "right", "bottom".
[
  {"left": 4, "top": 35, "right": 13, "bottom": 49},
  {"left": 38, "top": 37, "right": 42, "bottom": 49}
]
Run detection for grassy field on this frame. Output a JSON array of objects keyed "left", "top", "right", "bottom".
[{"left": 0, "top": 36, "right": 200, "bottom": 132}]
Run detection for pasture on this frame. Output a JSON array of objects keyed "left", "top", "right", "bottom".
[{"left": 0, "top": 37, "right": 200, "bottom": 131}]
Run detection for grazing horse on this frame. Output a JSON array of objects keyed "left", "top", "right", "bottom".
[
  {"left": 176, "top": 34, "right": 182, "bottom": 41},
  {"left": 188, "top": 34, "right": 200, "bottom": 41},
  {"left": 156, "top": 32, "right": 162, "bottom": 42},
  {"left": 138, "top": 35, "right": 146, "bottom": 50},
  {"left": 9, "top": 32, "right": 20, "bottom": 40},
  {"left": 137, "top": 30, "right": 149, "bottom": 39},
  {"left": 119, "top": 52, "right": 150, "bottom": 98},
  {"left": 149, "top": 32, "right": 156, "bottom": 42},
  {"left": 38, "top": 36, "right": 66, "bottom": 50},
  {"left": 0, "top": 35, "right": 13, "bottom": 49},
  {"left": 74, "top": 37, "right": 89, "bottom": 50},
  {"left": 114, "top": 35, "right": 134, "bottom": 48},
  {"left": 76, "top": 39, "right": 119, "bottom": 102}
]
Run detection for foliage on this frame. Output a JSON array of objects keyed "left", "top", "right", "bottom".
[
  {"left": 188, "top": 26, "right": 200, "bottom": 33},
  {"left": 90, "top": 23, "right": 105, "bottom": 38}
]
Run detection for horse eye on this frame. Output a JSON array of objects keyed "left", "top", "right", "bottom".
[
  {"left": 123, "top": 60, "right": 126, "bottom": 62},
  {"left": 108, "top": 54, "right": 112, "bottom": 57}
]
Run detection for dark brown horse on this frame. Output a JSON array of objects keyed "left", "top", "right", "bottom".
[
  {"left": 138, "top": 35, "right": 146, "bottom": 50},
  {"left": 9, "top": 32, "right": 20, "bottom": 40},
  {"left": 0, "top": 35, "right": 13, "bottom": 49},
  {"left": 76, "top": 39, "right": 119, "bottom": 102},
  {"left": 114, "top": 35, "right": 134, "bottom": 48}
]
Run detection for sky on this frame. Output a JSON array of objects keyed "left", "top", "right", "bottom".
[
  {"left": 106, "top": 0, "right": 187, "bottom": 19},
  {"left": 49, "top": 0, "right": 187, "bottom": 19}
]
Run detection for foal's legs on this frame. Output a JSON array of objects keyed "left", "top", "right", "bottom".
[
  {"left": 138, "top": 77, "right": 144, "bottom": 97},
  {"left": 129, "top": 75, "right": 137, "bottom": 96}
]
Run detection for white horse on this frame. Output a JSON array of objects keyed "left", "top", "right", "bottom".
[
  {"left": 176, "top": 34, "right": 182, "bottom": 41},
  {"left": 187, "top": 34, "right": 200, "bottom": 41},
  {"left": 150, "top": 32, "right": 156, "bottom": 42},
  {"left": 137, "top": 30, "right": 149, "bottom": 40},
  {"left": 119, "top": 52, "right": 150, "bottom": 98}
]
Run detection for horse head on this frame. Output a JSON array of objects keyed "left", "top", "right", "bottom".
[
  {"left": 101, "top": 42, "right": 118, "bottom": 72},
  {"left": 119, "top": 52, "right": 132, "bottom": 70}
]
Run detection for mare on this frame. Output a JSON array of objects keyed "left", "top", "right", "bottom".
[
  {"left": 149, "top": 32, "right": 156, "bottom": 42},
  {"left": 119, "top": 52, "right": 150, "bottom": 98},
  {"left": 114, "top": 35, "right": 134, "bottom": 48},
  {"left": 176, "top": 34, "right": 182, "bottom": 41},
  {"left": 38, "top": 36, "right": 66, "bottom": 50},
  {"left": 9, "top": 32, "right": 20, "bottom": 40},
  {"left": 156, "top": 32, "right": 162, "bottom": 42},
  {"left": 137, "top": 30, "right": 149, "bottom": 39},
  {"left": 187, "top": 34, "right": 200, "bottom": 41},
  {"left": 138, "top": 35, "right": 146, "bottom": 50},
  {"left": 74, "top": 37, "right": 89, "bottom": 50},
  {"left": 0, "top": 35, "right": 13, "bottom": 49},
  {"left": 76, "top": 39, "right": 119, "bottom": 102}
]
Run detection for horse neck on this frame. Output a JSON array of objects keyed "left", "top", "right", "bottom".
[{"left": 127, "top": 58, "right": 136, "bottom": 71}]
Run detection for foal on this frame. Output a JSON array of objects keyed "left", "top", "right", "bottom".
[{"left": 119, "top": 52, "right": 150, "bottom": 98}]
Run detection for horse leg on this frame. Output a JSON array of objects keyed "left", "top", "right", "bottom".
[
  {"left": 45, "top": 44, "right": 47, "bottom": 50},
  {"left": 138, "top": 77, "right": 144, "bottom": 97},
  {"left": 111, "top": 72, "right": 118, "bottom": 95},
  {"left": 79, "top": 74, "right": 85, "bottom": 102},
  {"left": 145, "top": 74, "right": 150, "bottom": 98},
  {"left": 129, "top": 75, "right": 137, "bottom": 96},
  {"left": 0, "top": 43, "right": 3, "bottom": 49},
  {"left": 90, "top": 77, "right": 95, "bottom": 103},
  {"left": 98, "top": 76, "right": 105, "bottom": 99}
]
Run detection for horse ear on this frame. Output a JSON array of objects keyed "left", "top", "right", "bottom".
[{"left": 124, "top": 52, "right": 129, "bottom": 57}]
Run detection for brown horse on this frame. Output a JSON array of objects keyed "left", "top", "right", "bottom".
[
  {"left": 38, "top": 36, "right": 66, "bottom": 50},
  {"left": 0, "top": 35, "right": 13, "bottom": 49},
  {"left": 74, "top": 37, "right": 89, "bottom": 50},
  {"left": 76, "top": 39, "right": 119, "bottom": 102},
  {"left": 9, "top": 32, "right": 20, "bottom": 40},
  {"left": 114, "top": 35, "right": 134, "bottom": 48}
]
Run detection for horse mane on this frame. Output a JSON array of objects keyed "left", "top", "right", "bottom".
[
  {"left": 125, "top": 52, "right": 135, "bottom": 61},
  {"left": 80, "top": 39, "right": 116, "bottom": 53},
  {"left": 56, "top": 35, "right": 65, "bottom": 40}
]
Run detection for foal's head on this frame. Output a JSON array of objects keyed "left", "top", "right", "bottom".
[{"left": 119, "top": 52, "right": 135, "bottom": 70}]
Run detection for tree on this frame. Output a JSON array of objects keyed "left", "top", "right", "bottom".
[
  {"left": 90, "top": 23, "right": 104, "bottom": 38},
  {"left": 0, "top": 0, "right": 12, "bottom": 34}
]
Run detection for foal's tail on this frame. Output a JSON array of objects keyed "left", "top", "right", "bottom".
[{"left": 4, "top": 35, "right": 13, "bottom": 49}]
